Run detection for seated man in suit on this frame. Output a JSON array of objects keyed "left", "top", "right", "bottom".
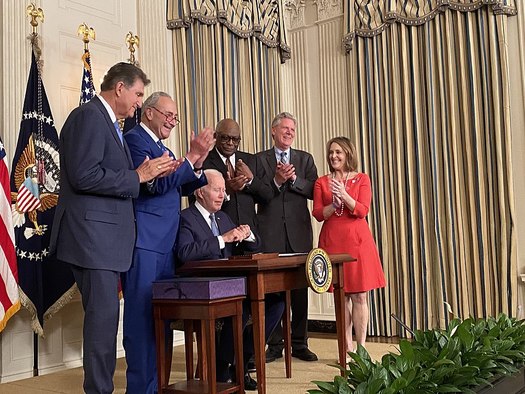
[{"left": 176, "top": 169, "right": 284, "bottom": 390}]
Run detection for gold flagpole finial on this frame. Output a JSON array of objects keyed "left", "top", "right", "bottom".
[
  {"left": 26, "top": 3, "right": 44, "bottom": 34},
  {"left": 78, "top": 23, "right": 96, "bottom": 50},
  {"left": 125, "top": 31, "right": 140, "bottom": 66}
]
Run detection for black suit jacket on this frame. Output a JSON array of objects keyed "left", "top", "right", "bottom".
[
  {"left": 176, "top": 204, "right": 262, "bottom": 264},
  {"left": 256, "top": 147, "right": 318, "bottom": 253},
  {"left": 202, "top": 149, "right": 273, "bottom": 229}
]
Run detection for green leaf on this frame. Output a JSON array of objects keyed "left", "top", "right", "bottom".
[
  {"left": 311, "top": 381, "right": 338, "bottom": 393},
  {"left": 437, "top": 384, "right": 462, "bottom": 392}
]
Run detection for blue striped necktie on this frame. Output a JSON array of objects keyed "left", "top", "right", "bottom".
[
  {"left": 157, "top": 140, "right": 167, "bottom": 151},
  {"left": 280, "top": 151, "right": 287, "bottom": 164}
]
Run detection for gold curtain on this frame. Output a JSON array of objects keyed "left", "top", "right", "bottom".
[
  {"left": 344, "top": 1, "right": 518, "bottom": 336},
  {"left": 166, "top": 0, "right": 289, "bottom": 154}
]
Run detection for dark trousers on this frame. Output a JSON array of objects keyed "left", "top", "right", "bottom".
[
  {"left": 69, "top": 264, "right": 120, "bottom": 394},
  {"left": 217, "top": 293, "right": 285, "bottom": 381},
  {"left": 267, "top": 234, "right": 310, "bottom": 352},
  {"left": 267, "top": 288, "right": 309, "bottom": 351}
]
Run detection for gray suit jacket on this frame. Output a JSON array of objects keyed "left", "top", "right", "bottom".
[
  {"left": 256, "top": 147, "right": 318, "bottom": 253},
  {"left": 50, "top": 96, "right": 140, "bottom": 272}
]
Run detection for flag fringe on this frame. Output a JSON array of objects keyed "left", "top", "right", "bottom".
[
  {"left": 19, "top": 284, "right": 79, "bottom": 337},
  {"left": 43, "top": 284, "right": 79, "bottom": 322},
  {"left": 18, "top": 287, "right": 44, "bottom": 336},
  {"left": 0, "top": 301, "right": 21, "bottom": 333}
]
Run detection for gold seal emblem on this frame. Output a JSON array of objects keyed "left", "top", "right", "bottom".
[{"left": 305, "top": 248, "right": 332, "bottom": 293}]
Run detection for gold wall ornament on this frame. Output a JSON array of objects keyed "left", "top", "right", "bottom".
[
  {"left": 77, "top": 23, "right": 96, "bottom": 50},
  {"left": 125, "top": 31, "right": 140, "bottom": 66},
  {"left": 26, "top": 3, "right": 44, "bottom": 34}
]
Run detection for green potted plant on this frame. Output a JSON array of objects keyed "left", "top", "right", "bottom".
[{"left": 309, "top": 314, "right": 525, "bottom": 393}]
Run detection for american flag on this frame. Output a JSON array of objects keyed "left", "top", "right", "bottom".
[
  {"left": 0, "top": 138, "right": 20, "bottom": 332},
  {"left": 79, "top": 49, "right": 95, "bottom": 105}
]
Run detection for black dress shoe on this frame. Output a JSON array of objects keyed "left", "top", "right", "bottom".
[
  {"left": 246, "top": 356, "right": 256, "bottom": 372},
  {"left": 265, "top": 347, "right": 283, "bottom": 363},
  {"left": 244, "top": 373, "right": 258, "bottom": 391},
  {"left": 292, "top": 347, "right": 318, "bottom": 361}
]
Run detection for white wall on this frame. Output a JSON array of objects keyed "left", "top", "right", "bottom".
[{"left": 0, "top": 0, "right": 141, "bottom": 382}]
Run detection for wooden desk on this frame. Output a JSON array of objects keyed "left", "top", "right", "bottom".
[{"left": 179, "top": 253, "right": 352, "bottom": 394}]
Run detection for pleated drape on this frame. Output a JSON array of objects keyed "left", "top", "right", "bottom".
[
  {"left": 166, "top": 0, "right": 288, "bottom": 154},
  {"left": 344, "top": 3, "right": 517, "bottom": 336}
]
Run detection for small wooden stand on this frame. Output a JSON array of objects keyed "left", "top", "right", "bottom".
[{"left": 153, "top": 296, "right": 246, "bottom": 394}]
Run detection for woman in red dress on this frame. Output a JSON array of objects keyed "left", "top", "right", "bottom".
[{"left": 312, "top": 136, "right": 385, "bottom": 355}]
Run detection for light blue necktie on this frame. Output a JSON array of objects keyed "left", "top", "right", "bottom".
[
  {"left": 210, "top": 213, "right": 220, "bottom": 236},
  {"left": 113, "top": 120, "right": 123, "bottom": 145}
]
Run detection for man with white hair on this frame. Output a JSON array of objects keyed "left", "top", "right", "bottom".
[{"left": 176, "top": 169, "right": 284, "bottom": 390}]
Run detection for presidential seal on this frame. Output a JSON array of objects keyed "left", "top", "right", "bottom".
[{"left": 305, "top": 248, "right": 332, "bottom": 293}]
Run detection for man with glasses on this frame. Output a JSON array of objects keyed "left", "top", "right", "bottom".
[
  {"left": 122, "top": 91, "right": 215, "bottom": 394},
  {"left": 201, "top": 118, "right": 273, "bottom": 236}
]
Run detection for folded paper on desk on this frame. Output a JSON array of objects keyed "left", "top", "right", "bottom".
[{"left": 152, "top": 277, "right": 246, "bottom": 300}]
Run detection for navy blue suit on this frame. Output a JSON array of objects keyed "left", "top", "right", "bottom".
[
  {"left": 50, "top": 96, "right": 140, "bottom": 394},
  {"left": 176, "top": 204, "right": 284, "bottom": 381},
  {"left": 122, "top": 124, "right": 206, "bottom": 394}
]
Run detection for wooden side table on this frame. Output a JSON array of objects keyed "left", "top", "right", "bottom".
[{"left": 153, "top": 296, "right": 246, "bottom": 394}]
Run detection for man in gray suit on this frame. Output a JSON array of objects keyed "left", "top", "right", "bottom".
[
  {"left": 256, "top": 112, "right": 319, "bottom": 362},
  {"left": 50, "top": 63, "right": 179, "bottom": 394}
]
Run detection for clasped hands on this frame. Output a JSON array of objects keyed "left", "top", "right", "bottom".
[
  {"left": 274, "top": 162, "right": 296, "bottom": 186},
  {"left": 226, "top": 159, "right": 253, "bottom": 193},
  {"left": 330, "top": 178, "right": 346, "bottom": 208},
  {"left": 221, "top": 224, "right": 252, "bottom": 243}
]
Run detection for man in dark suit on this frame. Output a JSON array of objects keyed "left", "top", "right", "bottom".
[
  {"left": 122, "top": 91, "right": 214, "bottom": 394},
  {"left": 176, "top": 169, "right": 284, "bottom": 390},
  {"left": 257, "top": 112, "right": 319, "bottom": 362},
  {"left": 50, "top": 63, "right": 177, "bottom": 394},
  {"left": 201, "top": 118, "right": 273, "bottom": 231}
]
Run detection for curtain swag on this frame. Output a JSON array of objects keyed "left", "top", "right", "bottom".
[
  {"left": 343, "top": 0, "right": 517, "bottom": 51},
  {"left": 166, "top": 0, "right": 291, "bottom": 61}
]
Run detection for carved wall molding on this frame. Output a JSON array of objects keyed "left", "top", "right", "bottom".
[
  {"left": 314, "top": 0, "right": 342, "bottom": 22},
  {"left": 283, "top": 0, "right": 307, "bottom": 30}
]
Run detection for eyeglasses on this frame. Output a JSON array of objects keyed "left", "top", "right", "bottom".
[
  {"left": 217, "top": 134, "right": 241, "bottom": 144},
  {"left": 151, "top": 106, "right": 180, "bottom": 126}
]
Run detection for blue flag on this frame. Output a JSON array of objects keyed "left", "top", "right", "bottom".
[
  {"left": 79, "top": 49, "right": 95, "bottom": 105},
  {"left": 10, "top": 49, "right": 76, "bottom": 336}
]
